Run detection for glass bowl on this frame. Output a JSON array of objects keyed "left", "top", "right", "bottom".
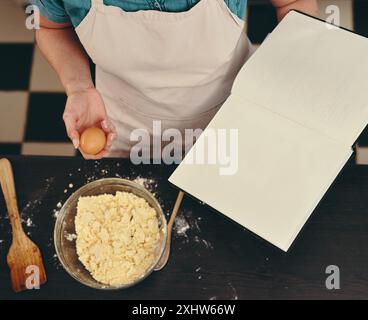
[{"left": 54, "top": 178, "right": 167, "bottom": 290}]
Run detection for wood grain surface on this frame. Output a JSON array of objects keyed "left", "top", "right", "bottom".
[{"left": 0, "top": 155, "right": 367, "bottom": 300}]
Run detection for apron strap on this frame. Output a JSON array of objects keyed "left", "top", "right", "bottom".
[{"left": 91, "top": 0, "right": 104, "bottom": 8}]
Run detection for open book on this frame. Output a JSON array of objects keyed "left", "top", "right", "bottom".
[{"left": 169, "top": 11, "right": 368, "bottom": 252}]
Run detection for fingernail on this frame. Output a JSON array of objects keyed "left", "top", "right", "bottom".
[
  {"left": 101, "top": 120, "right": 108, "bottom": 129},
  {"left": 72, "top": 139, "right": 79, "bottom": 149}
]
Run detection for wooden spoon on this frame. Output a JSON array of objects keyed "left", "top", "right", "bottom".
[
  {"left": 155, "top": 191, "right": 185, "bottom": 271},
  {"left": 0, "top": 158, "right": 47, "bottom": 292}
]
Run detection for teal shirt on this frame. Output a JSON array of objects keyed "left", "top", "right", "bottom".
[{"left": 31, "top": 0, "right": 248, "bottom": 27}]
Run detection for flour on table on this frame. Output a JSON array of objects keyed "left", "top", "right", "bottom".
[
  {"left": 17, "top": 177, "right": 55, "bottom": 230},
  {"left": 134, "top": 177, "right": 158, "bottom": 195},
  {"left": 53, "top": 209, "right": 60, "bottom": 219},
  {"left": 47, "top": 237, "right": 53, "bottom": 247},
  {"left": 52, "top": 252, "right": 62, "bottom": 269},
  {"left": 174, "top": 215, "right": 190, "bottom": 238},
  {"left": 173, "top": 211, "right": 213, "bottom": 250},
  {"left": 52, "top": 201, "right": 63, "bottom": 219},
  {"left": 194, "top": 236, "right": 214, "bottom": 250},
  {"left": 228, "top": 283, "right": 239, "bottom": 300},
  {"left": 26, "top": 217, "right": 33, "bottom": 227}
]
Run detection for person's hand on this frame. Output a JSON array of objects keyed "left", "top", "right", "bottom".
[
  {"left": 271, "top": 0, "right": 318, "bottom": 21},
  {"left": 63, "top": 87, "right": 117, "bottom": 160}
]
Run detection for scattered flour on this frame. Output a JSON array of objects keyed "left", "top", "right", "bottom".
[
  {"left": 14, "top": 177, "right": 56, "bottom": 230},
  {"left": 53, "top": 209, "right": 60, "bottom": 219},
  {"left": 52, "top": 253, "right": 62, "bottom": 269},
  {"left": 174, "top": 215, "right": 190, "bottom": 237},
  {"left": 134, "top": 177, "right": 158, "bottom": 196},
  {"left": 195, "top": 237, "right": 214, "bottom": 250},
  {"left": 47, "top": 237, "right": 53, "bottom": 247},
  {"left": 173, "top": 212, "right": 214, "bottom": 250},
  {"left": 228, "top": 283, "right": 239, "bottom": 300},
  {"left": 26, "top": 218, "right": 33, "bottom": 227}
]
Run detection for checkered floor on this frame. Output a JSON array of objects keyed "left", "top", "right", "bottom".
[{"left": 0, "top": 0, "right": 368, "bottom": 160}]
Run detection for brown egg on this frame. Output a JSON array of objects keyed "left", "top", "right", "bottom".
[{"left": 80, "top": 127, "right": 107, "bottom": 155}]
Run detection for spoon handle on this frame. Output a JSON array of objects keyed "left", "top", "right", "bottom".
[
  {"left": 154, "top": 191, "right": 185, "bottom": 271},
  {"left": 0, "top": 159, "right": 23, "bottom": 236}
]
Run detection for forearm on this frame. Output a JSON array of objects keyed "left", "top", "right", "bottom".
[
  {"left": 35, "top": 19, "right": 93, "bottom": 96},
  {"left": 271, "top": 0, "right": 318, "bottom": 21}
]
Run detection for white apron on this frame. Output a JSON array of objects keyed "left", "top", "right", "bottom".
[{"left": 75, "top": 0, "right": 254, "bottom": 157}]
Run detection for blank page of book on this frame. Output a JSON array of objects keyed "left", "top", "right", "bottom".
[
  {"left": 232, "top": 11, "right": 368, "bottom": 146},
  {"left": 169, "top": 96, "right": 352, "bottom": 251},
  {"left": 169, "top": 12, "right": 368, "bottom": 251}
]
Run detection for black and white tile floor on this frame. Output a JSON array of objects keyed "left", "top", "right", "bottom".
[{"left": 0, "top": 0, "right": 367, "bottom": 161}]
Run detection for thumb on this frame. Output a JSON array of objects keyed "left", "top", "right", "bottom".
[{"left": 63, "top": 113, "right": 80, "bottom": 149}]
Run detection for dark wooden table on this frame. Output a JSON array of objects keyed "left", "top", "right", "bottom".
[{"left": 0, "top": 155, "right": 367, "bottom": 300}]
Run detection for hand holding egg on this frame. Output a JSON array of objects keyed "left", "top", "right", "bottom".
[{"left": 63, "top": 87, "right": 117, "bottom": 160}]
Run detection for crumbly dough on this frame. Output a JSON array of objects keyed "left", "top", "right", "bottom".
[{"left": 75, "top": 191, "right": 160, "bottom": 286}]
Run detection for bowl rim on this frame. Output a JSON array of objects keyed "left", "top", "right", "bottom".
[{"left": 53, "top": 177, "right": 168, "bottom": 290}]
